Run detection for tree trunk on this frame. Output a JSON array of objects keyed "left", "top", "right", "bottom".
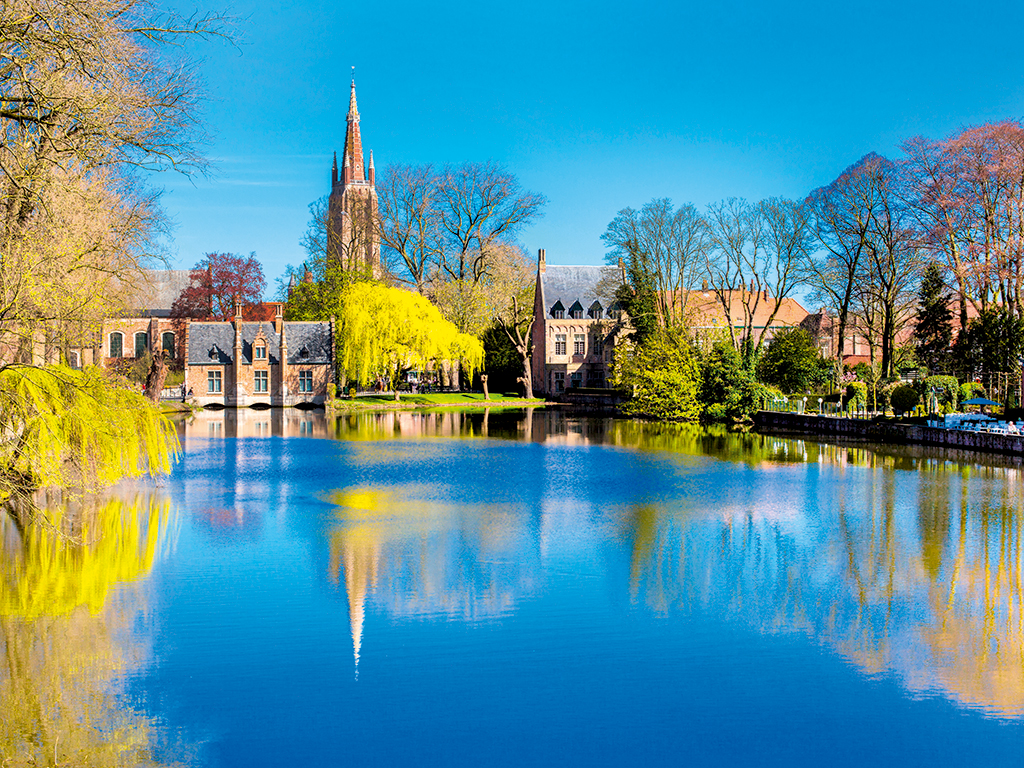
[
  {"left": 144, "top": 352, "right": 169, "bottom": 403},
  {"left": 481, "top": 374, "right": 489, "bottom": 400}
]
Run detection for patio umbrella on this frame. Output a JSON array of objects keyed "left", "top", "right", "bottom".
[{"left": 962, "top": 397, "right": 1001, "bottom": 406}]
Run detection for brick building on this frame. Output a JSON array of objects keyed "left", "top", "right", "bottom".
[
  {"left": 185, "top": 303, "right": 334, "bottom": 407},
  {"left": 530, "top": 250, "right": 631, "bottom": 396},
  {"left": 328, "top": 78, "right": 380, "bottom": 275}
]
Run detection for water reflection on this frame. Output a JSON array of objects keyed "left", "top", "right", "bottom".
[
  {"left": 308, "top": 411, "right": 1024, "bottom": 719},
  {"left": 0, "top": 493, "right": 187, "bottom": 766},
  {"left": 328, "top": 486, "right": 538, "bottom": 674}
]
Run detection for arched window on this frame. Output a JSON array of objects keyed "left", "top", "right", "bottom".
[
  {"left": 161, "top": 331, "right": 175, "bottom": 356},
  {"left": 134, "top": 332, "right": 148, "bottom": 357},
  {"left": 109, "top": 332, "right": 123, "bottom": 358}
]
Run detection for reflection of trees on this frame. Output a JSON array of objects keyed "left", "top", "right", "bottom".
[
  {"left": 625, "top": 464, "right": 1024, "bottom": 717},
  {"left": 0, "top": 494, "right": 188, "bottom": 766},
  {"left": 327, "top": 486, "right": 538, "bottom": 671}
]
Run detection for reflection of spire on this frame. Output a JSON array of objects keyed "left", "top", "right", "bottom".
[{"left": 340, "top": 534, "right": 379, "bottom": 678}]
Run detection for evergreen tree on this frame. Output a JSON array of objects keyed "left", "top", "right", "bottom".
[{"left": 913, "top": 263, "right": 954, "bottom": 373}]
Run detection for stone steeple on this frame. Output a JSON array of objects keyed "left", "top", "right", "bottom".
[
  {"left": 327, "top": 74, "right": 381, "bottom": 275},
  {"left": 342, "top": 79, "right": 365, "bottom": 184}
]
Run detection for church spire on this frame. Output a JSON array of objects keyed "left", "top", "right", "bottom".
[{"left": 342, "top": 76, "right": 365, "bottom": 182}]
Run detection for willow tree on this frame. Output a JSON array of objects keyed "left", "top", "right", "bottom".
[
  {"left": 337, "top": 282, "right": 483, "bottom": 397},
  {"left": 0, "top": 365, "right": 178, "bottom": 516}
]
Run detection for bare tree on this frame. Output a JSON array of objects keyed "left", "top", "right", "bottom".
[
  {"left": 434, "top": 161, "right": 546, "bottom": 283},
  {"left": 0, "top": 0, "right": 227, "bottom": 362},
  {"left": 375, "top": 163, "right": 442, "bottom": 293},
  {"left": 804, "top": 154, "right": 886, "bottom": 364},
  {"left": 702, "top": 197, "right": 808, "bottom": 364},
  {"left": 601, "top": 198, "right": 708, "bottom": 326}
]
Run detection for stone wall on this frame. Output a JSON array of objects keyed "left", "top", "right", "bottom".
[{"left": 754, "top": 411, "right": 1024, "bottom": 457}]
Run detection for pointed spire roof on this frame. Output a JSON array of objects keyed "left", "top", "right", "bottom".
[{"left": 342, "top": 76, "right": 365, "bottom": 183}]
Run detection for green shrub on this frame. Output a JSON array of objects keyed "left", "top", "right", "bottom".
[
  {"left": 844, "top": 382, "right": 867, "bottom": 410},
  {"left": 618, "top": 328, "right": 701, "bottom": 421},
  {"left": 890, "top": 385, "right": 920, "bottom": 416},
  {"left": 925, "top": 375, "right": 958, "bottom": 409},
  {"left": 327, "top": 382, "right": 337, "bottom": 401},
  {"left": 959, "top": 381, "right": 985, "bottom": 403},
  {"left": 756, "top": 328, "right": 827, "bottom": 392}
]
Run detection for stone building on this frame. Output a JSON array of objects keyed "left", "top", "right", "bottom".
[
  {"left": 530, "top": 250, "right": 630, "bottom": 396},
  {"left": 184, "top": 303, "right": 334, "bottom": 407},
  {"left": 328, "top": 78, "right": 380, "bottom": 274}
]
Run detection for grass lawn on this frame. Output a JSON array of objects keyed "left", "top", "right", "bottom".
[{"left": 337, "top": 392, "right": 547, "bottom": 408}]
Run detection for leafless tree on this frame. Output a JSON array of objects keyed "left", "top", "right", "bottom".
[
  {"left": 702, "top": 197, "right": 808, "bottom": 364},
  {"left": 434, "top": 161, "right": 545, "bottom": 283},
  {"left": 601, "top": 198, "right": 708, "bottom": 326},
  {"left": 375, "top": 163, "right": 442, "bottom": 293},
  {"left": 804, "top": 154, "right": 886, "bottom": 363}
]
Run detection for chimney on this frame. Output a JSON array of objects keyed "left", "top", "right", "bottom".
[
  {"left": 368, "top": 150, "right": 375, "bottom": 186},
  {"left": 275, "top": 303, "right": 283, "bottom": 334},
  {"left": 233, "top": 295, "right": 242, "bottom": 322},
  {"left": 538, "top": 248, "right": 546, "bottom": 274},
  {"left": 702, "top": 279, "right": 708, "bottom": 292},
  {"left": 763, "top": 288, "right": 769, "bottom": 301},
  {"left": 749, "top": 279, "right": 755, "bottom": 293}
]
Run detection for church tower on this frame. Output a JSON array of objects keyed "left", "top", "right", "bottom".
[{"left": 327, "top": 78, "right": 380, "bottom": 275}]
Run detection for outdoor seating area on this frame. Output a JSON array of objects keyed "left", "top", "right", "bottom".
[{"left": 929, "top": 414, "right": 1021, "bottom": 434}]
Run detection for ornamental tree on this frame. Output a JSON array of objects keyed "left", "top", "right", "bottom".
[{"left": 171, "top": 253, "right": 267, "bottom": 320}]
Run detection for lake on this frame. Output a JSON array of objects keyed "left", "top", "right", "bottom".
[{"left": 3, "top": 407, "right": 1024, "bottom": 766}]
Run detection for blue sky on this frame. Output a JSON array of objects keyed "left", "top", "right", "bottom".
[{"left": 156, "top": 0, "right": 1024, "bottom": 293}]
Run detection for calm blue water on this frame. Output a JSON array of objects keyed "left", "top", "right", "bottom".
[{"left": 4, "top": 408, "right": 1024, "bottom": 766}]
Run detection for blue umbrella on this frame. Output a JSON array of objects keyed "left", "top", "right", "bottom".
[{"left": 962, "top": 397, "right": 1001, "bottom": 406}]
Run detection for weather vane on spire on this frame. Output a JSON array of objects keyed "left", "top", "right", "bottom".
[{"left": 351, "top": 65, "right": 355, "bottom": 85}]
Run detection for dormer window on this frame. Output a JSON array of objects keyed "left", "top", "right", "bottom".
[
  {"left": 569, "top": 300, "right": 584, "bottom": 319},
  {"left": 255, "top": 343, "right": 266, "bottom": 360},
  {"left": 550, "top": 300, "right": 565, "bottom": 319},
  {"left": 208, "top": 345, "right": 218, "bottom": 359},
  {"left": 588, "top": 301, "right": 603, "bottom": 319},
  {"left": 299, "top": 346, "right": 309, "bottom": 358}
]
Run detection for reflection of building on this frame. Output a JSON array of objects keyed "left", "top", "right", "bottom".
[
  {"left": 185, "top": 303, "right": 334, "bottom": 407},
  {"left": 184, "top": 405, "right": 330, "bottom": 439},
  {"left": 530, "top": 251, "right": 630, "bottom": 396},
  {"left": 327, "top": 486, "right": 539, "bottom": 673},
  {"left": 327, "top": 78, "right": 380, "bottom": 274}
]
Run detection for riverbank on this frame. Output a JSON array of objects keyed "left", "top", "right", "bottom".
[
  {"left": 330, "top": 393, "right": 550, "bottom": 412},
  {"left": 755, "top": 410, "right": 1024, "bottom": 457}
]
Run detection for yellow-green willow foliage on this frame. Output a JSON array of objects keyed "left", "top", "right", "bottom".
[
  {"left": 338, "top": 281, "right": 484, "bottom": 386},
  {"left": 0, "top": 365, "right": 179, "bottom": 501},
  {"left": 1, "top": 495, "right": 167, "bottom": 618}
]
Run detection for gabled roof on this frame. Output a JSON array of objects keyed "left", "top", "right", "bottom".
[
  {"left": 187, "top": 321, "right": 332, "bottom": 365},
  {"left": 541, "top": 265, "right": 618, "bottom": 316}
]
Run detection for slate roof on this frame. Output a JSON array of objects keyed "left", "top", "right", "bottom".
[
  {"left": 540, "top": 266, "right": 619, "bottom": 316},
  {"left": 187, "top": 321, "right": 332, "bottom": 365},
  {"left": 134, "top": 270, "right": 193, "bottom": 316}
]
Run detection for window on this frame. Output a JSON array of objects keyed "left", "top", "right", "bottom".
[
  {"left": 593, "top": 336, "right": 604, "bottom": 358},
  {"left": 550, "top": 300, "right": 565, "bottom": 319},
  {"left": 109, "top": 332, "right": 123, "bottom": 358},
  {"left": 255, "top": 344, "right": 267, "bottom": 360},
  {"left": 134, "top": 332, "right": 148, "bottom": 357},
  {"left": 161, "top": 331, "right": 175, "bottom": 357},
  {"left": 254, "top": 370, "right": 268, "bottom": 393},
  {"left": 570, "top": 371, "right": 583, "bottom": 388},
  {"left": 587, "top": 369, "right": 605, "bottom": 387},
  {"left": 208, "top": 370, "right": 222, "bottom": 393},
  {"left": 299, "top": 369, "right": 313, "bottom": 393},
  {"left": 574, "top": 334, "right": 585, "bottom": 355},
  {"left": 555, "top": 334, "right": 566, "bottom": 356},
  {"left": 589, "top": 302, "right": 603, "bottom": 319},
  {"left": 569, "top": 301, "right": 584, "bottom": 319},
  {"left": 553, "top": 371, "right": 565, "bottom": 392}
]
